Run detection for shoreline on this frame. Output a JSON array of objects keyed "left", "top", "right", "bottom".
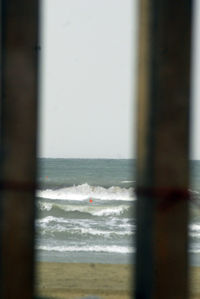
[{"left": 35, "top": 262, "right": 200, "bottom": 299}]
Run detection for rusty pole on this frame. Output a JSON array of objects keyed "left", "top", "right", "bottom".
[
  {"left": 0, "top": 0, "right": 39, "bottom": 298},
  {"left": 135, "top": 1, "right": 193, "bottom": 298}
]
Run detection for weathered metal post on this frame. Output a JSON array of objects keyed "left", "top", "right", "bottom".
[
  {"left": 0, "top": 0, "right": 39, "bottom": 298},
  {"left": 135, "top": 1, "right": 192, "bottom": 298}
]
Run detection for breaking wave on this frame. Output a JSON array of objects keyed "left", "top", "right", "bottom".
[
  {"left": 37, "top": 183, "right": 134, "bottom": 201},
  {"left": 37, "top": 201, "right": 132, "bottom": 217},
  {"left": 37, "top": 244, "right": 134, "bottom": 254},
  {"left": 36, "top": 216, "right": 134, "bottom": 237}
]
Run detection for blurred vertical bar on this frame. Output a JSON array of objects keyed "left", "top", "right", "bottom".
[
  {"left": 0, "top": 0, "right": 39, "bottom": 298},
  {"left": 135, "top": 1, "right": 192, "bottom": 299}
]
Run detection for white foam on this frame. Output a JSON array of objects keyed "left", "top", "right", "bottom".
[
  {"left": 36, "top": 215, "right": 69, "bottom": 225},
  {"left": 189, "top": 247, "right": 200, "bottom": 253},
  {"left": 36, "top": 215, "right": 134, "bottom": 236},
  {"left": 93, "top": 206, "right": 129, "bottom": 216},
  {"left": 190, "top": 224, "right": 200, "bottom": 232},
  {"left": 37, "top": 183, "right": 134, "bottom": 201},
  {"left": 189, "top": 224, "right": 200, "bottom": 238},
  {"left": 39, "top": 224, "right": 66, "bottom": 235},
  {"left": 37, "top": 244, "right": 134, "bottom": 254},
  {"left": 76, "top": 227, "right": 133, "bottom": 236},
  {"left": 37, "top": 201, "right": 130, "bottom": 217},
  {"left": 189, "top": 189, "right": 200, "bottom": 195},
  {"left": 36, "top": 219, "right": 133, "bottom": 236},
  {"left": 38, "top": 202, "right": 53, "bottom": 211}
]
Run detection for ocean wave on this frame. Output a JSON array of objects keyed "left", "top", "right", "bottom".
[
  {"left": 37, "top": 225, "right": 133, "bottom": 237},
  {"left": 189, "top": 189, "right": 200, "bottom": 195},
  {"left": 189, "top": 247, "right": 200, "bottom": 253},
  {"left": 189, "top": 189, "right": 200, "bottom": 203},
  {"left": 121, "top": 180, "right": 135, "bottom": 183},
  {"left": 36, "top": 215, "right": 69, "bottom": 224},
  {"left": 37, "top": 244, "right": 134, "bottom": 254},
  {"left": 190, "top": 224, "right": 200, "bottom": 231},
  {"left": 36, "top": 215, "right": 134, "bottom": 228},
  {"left": 189, "top": 224, "right": 200, "bottom": 238},
  {"left": 37, "top": 183, "right": 134, "bottom": 201},
  {"left": 36, "top": 216, "right": 134, "bottom": 237},
  {"left": 37, "top": 201, "right": 131, "bottom": 217}
]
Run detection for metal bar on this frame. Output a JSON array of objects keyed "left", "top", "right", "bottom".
[
  {"left": 0, "top": 0, "right": 39, "bottom": 298},
  {"left": 135, "top": 1, "right": 192, "bottom": 298}
]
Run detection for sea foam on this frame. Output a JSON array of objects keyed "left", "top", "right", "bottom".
[
  {"left": 37, "top": 201, "right": 131, "bottom": 217},
  {"left": 37, "top": 244, "right": 134, "bottom": 254},
  {"left": 37, "top": 183, "right": 134, "bottom": 201}
]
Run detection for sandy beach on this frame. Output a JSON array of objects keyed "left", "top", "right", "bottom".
[
  {"left": 35, "top": 262, "right": 133, "bottom": 299},
  {"left": 35, "top": 262, "right": 200, "bottom": 299}
]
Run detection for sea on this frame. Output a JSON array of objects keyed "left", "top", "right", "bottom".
[{"left": 35, "top": 158, "right": 200, "bottom": 265}]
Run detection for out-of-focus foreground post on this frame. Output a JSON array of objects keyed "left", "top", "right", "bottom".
[
  {"left": 0, "top": 0, "right": 39, "bottom": 298},
  {"left": 135, "top": 1, "right": 192, "bottom": 298}
]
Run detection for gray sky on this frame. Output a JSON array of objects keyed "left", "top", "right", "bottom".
[
  {"left": 191, "top": 0, "right": 200, "bottom": 160},
  {"left": 39, "top": 0, "right": 200, "bottom": 159},
  {"left": 39, "top": 0, "right": 138, "bottom": 158}
]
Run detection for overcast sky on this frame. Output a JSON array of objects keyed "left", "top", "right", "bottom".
[
  {"left": 39, "top": 0, "right": 137, "bottom": 158},
  {"left": 191, "top": 0, "right": 200, "bottom": 160},
  {"left": 39, "top": 0, "right": 200, "bottom": 159}
]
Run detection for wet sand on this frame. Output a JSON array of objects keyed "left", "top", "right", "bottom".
[{"left": 35, "top": 262, "right": 200, "bottom": 299}]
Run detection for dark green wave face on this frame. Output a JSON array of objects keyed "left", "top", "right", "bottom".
[{"left": 35, "top": 159, "right": 200, "bottom": 264}]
